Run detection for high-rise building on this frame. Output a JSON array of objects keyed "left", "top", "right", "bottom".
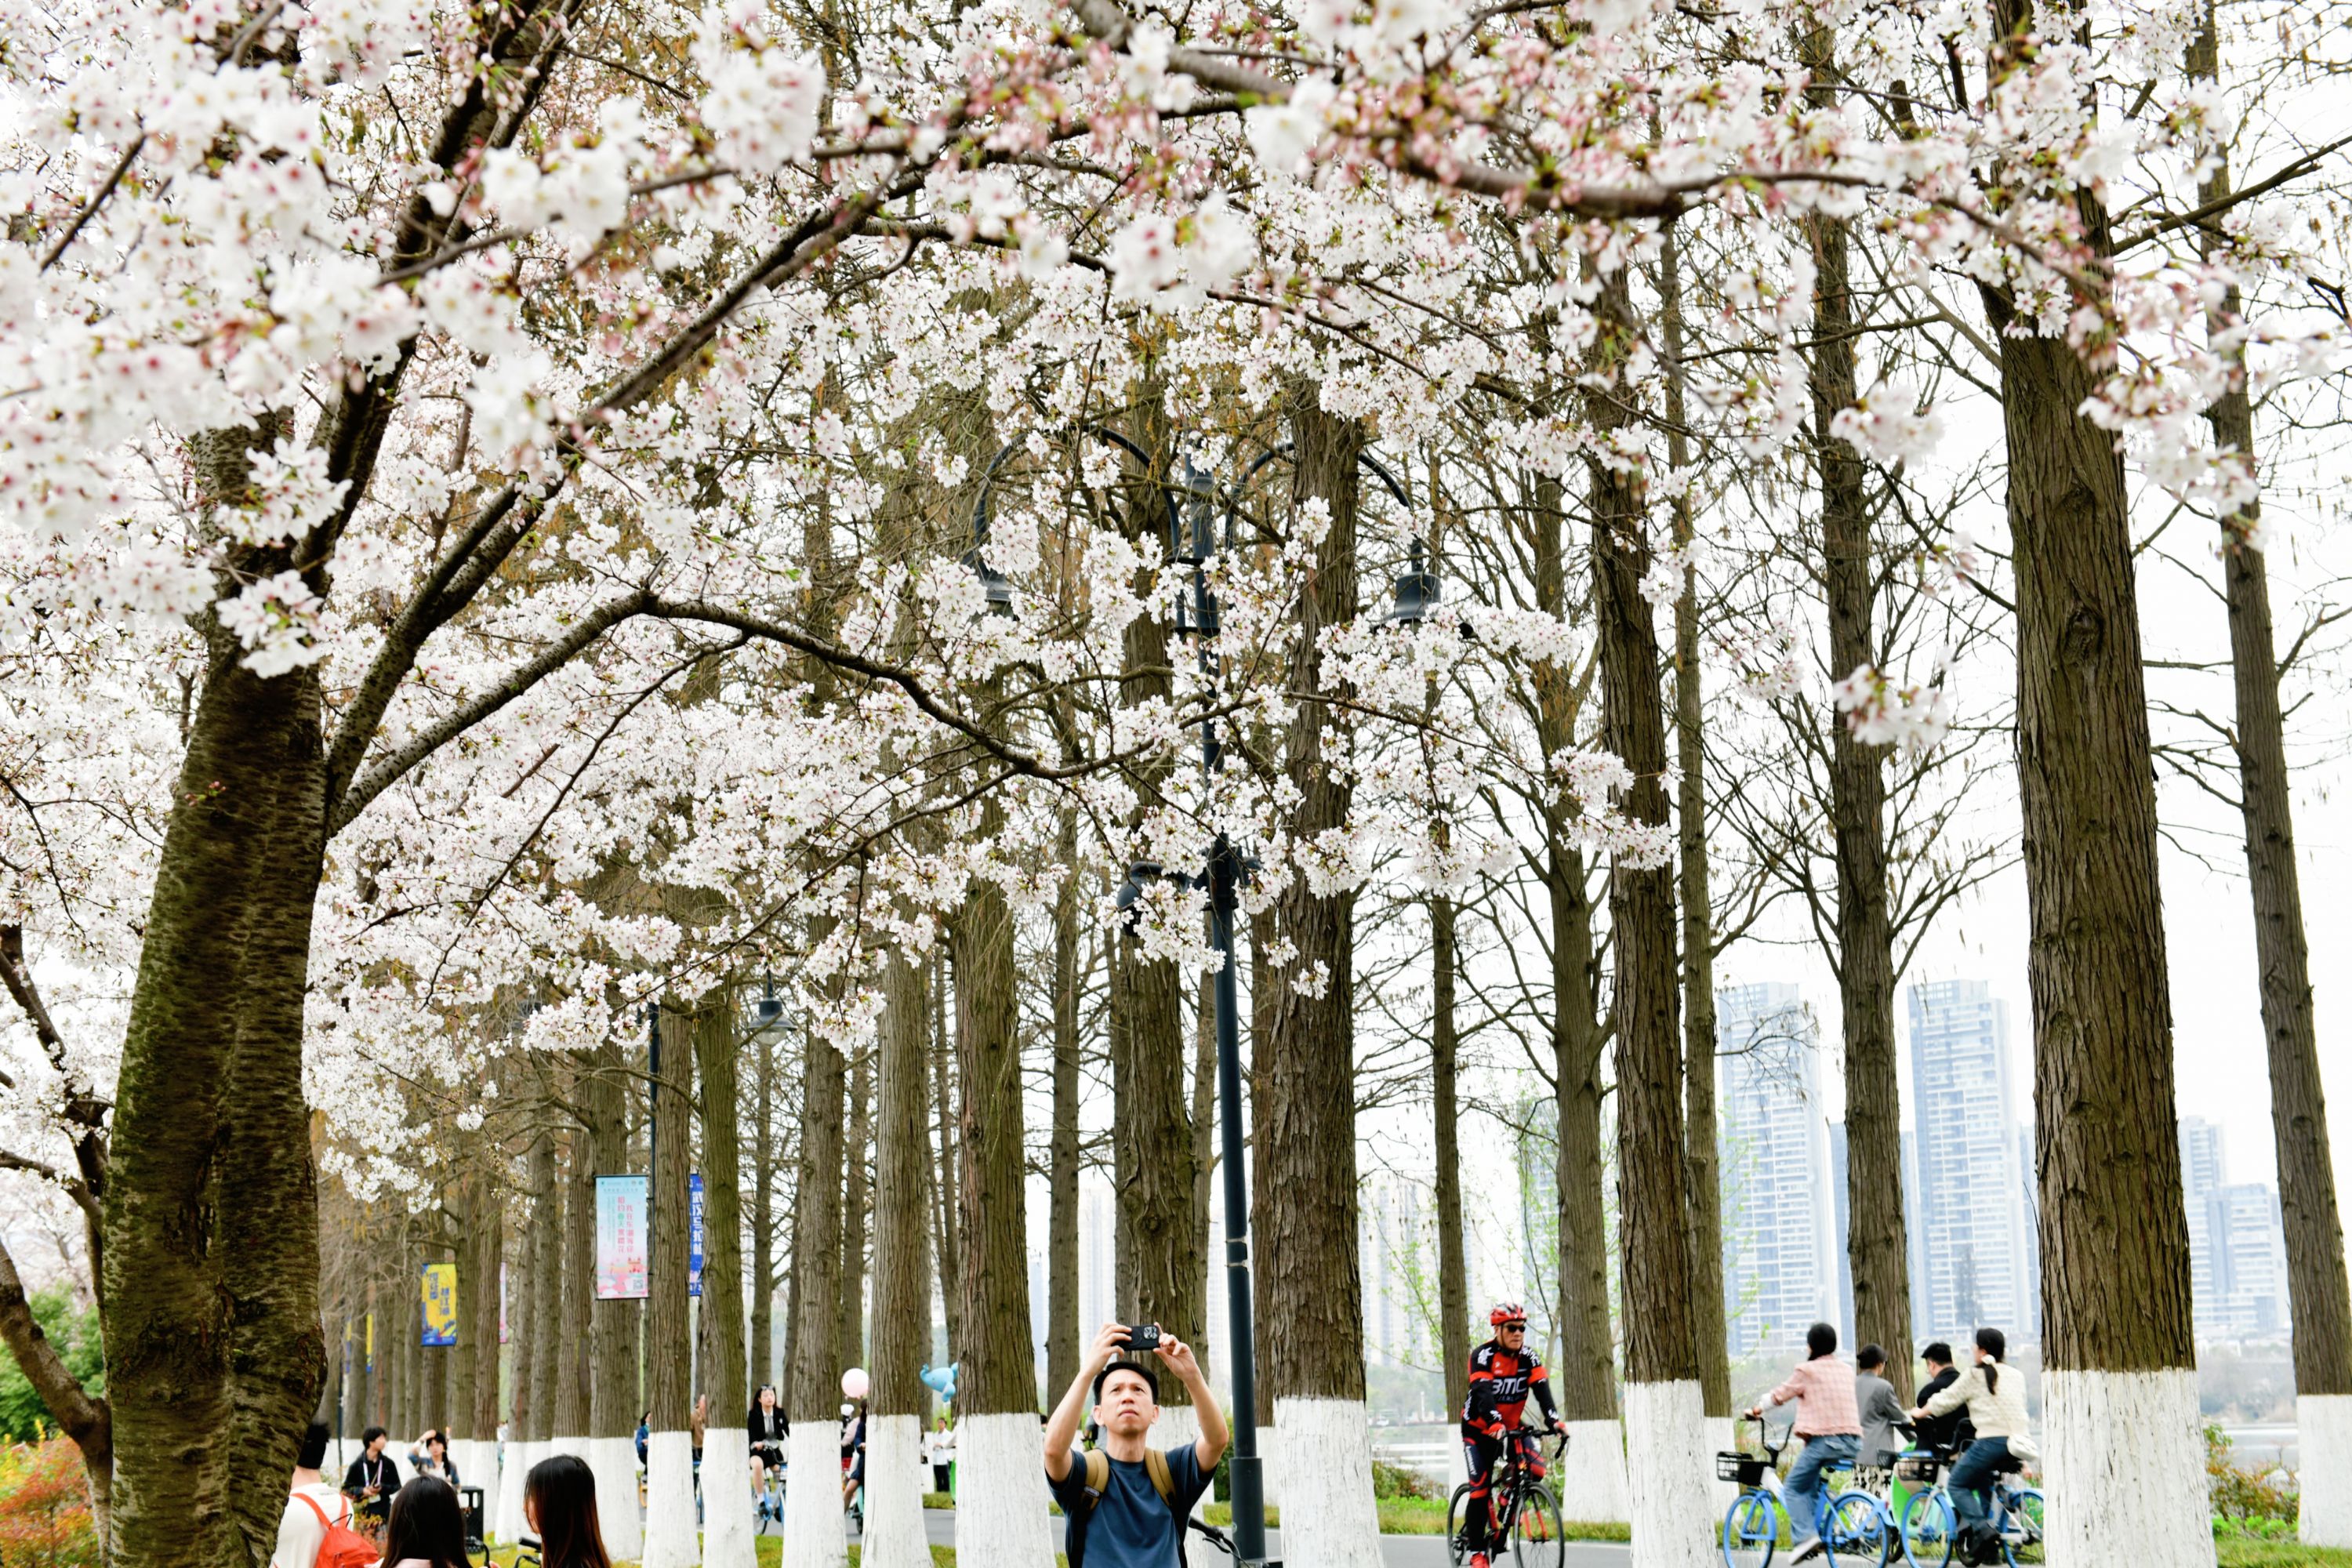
[
  {"left": 2178, "top": 1117, "right": 2227, "bottom": 1327},
  {"left": 2214, "top": 1183, "right": 2290, "bottom": 1339},
  {"left": 1716, "top": 983, "right": 1841, "bottom": 1357},
  {"left": 1907, "top": 980, "right": 2034, "bottom": 1340},
  {"left": 1360, "top": 1172, "right": 1431, "bottom": 1367}
]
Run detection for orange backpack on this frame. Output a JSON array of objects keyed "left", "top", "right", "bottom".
[{"left": 297, "top": 1492, "right": 379, "bottom": 1568}]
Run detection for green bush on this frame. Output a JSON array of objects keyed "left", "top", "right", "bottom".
[
  {"left": 0, "top": 1434, "right": 100, "bottom": 1568},
  {"left": 2208, "top": 1424, "right": 2298, "bottom": 1531},
  {"left": 1371, "top": 1458, "right": 1436, "bottom": 1500},
  {"left": 0, "top": 1291, "right": 102, "bottom": 1446}
]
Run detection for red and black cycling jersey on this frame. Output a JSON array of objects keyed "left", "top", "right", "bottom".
[{"left": 1461, "top": 1338, "right": 1558, "bottom": 1436}]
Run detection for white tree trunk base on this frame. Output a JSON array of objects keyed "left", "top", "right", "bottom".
[
  {"left": 2043, "top": 1367, "right": 2212, "bottom": 1568},
  {"left": 701, "top": 1426, "right": 756, "bottom": 1568},
  {"left": 782, "top": 1419, "right": 848, "bottom": 1568},
  {"left": 1702, "top": 1414, "right": 1740, "bottom": 1511},
  {"left": 1623, "top": 1379, "right": 1716, "bottom": 1568},
  {"left": 586, "top": 1434, "right": 643, "bottom": 1561},
  {"left": 449, "top": 1440, "right": 482, "bottom": 1509},
  {"left": 2301, "top": 1393, "right": 2352, "bottom": 1548},
  {"left": 1254, "top": 1419, "right": 1279, "bottom": 1507},
  {"left": 953, "top": 1410, "right": 1054, "bottom": 1568},
  {"left": 1272, "top": 1397, "right": 1383, "bottom": 1568},
  {"left": 495, "top": 1439, "right": 533, "bottom": 1541},
  {"left": 548, "top": 1432, "right": 588, "bottom": 1463},
  {"left": 1555, "top": 1418, "right": 1631, "bottom": 1523},
  {"left": 861, "top": 1414, "right": 927, "bottom": 1568},
  {"left": 1152, "top": 1406, "right": 1214, "bottom": 1568},
  {"left": 641, "top": 1428, "right": 699, "bottom": 1568}
]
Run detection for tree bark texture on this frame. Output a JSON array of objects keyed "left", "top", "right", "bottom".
[
  {"left": 788, "top": 1001, "right": 847, "bottom": 1425},
  {"left": 840, "top": 1044, "right": 872, "bottom": 1370},
  {"left": 468, "top": 1182, "right": 506, "bottom": 1450},
  {"left": 931, "top": 957, "right": 963, "bottom": 1360},
  {"left": 648, "top": 1010, "right": 694, "bottom": 1432},
  {"left": 522, "top": 1135, "right": 558, "bottom": 1445},
  {"left": 1047, "top": 817, "right": 1083, "bottom": 1399},
  {"left": 102, "top": 426, "right": 329, "bottom": 1564},
  {"left": 2187, "top": 12, "right": 2352, "bottom": 1404},
  {"left": 1588, "top": 280, "right": 1700, "bottom": 1391},
  {"left": 448, "top": 1192, "right": 480, "bottom": 1444},
  {"left": 873, "top": 945, "right": 933, "bottom": 1416},
  {"left": 697, "top": 996, "right": 749, "bottom": 1414},
  {"left": 1529, "top": 469, "right": 1618, "bottom": 1421},
  {"left": 555, "top": 1120, "right": 595, "bottom": 1438},
  {"left": 1259, "top": 393, "right": 1370, "bottom": 1404},
  {"left": 952, "top": 808, "right": 1038, "bottom": 1415},
  {"left": 1798, "top": 81, "right": 1913, "bottom": 1396},
  {"left": 753, "top": 1017, "right": 779, "bottom": 1394},
  {"left": 1432, "top": 897, "right": 1472, "bottom": 1421},
  {"left": 1661, "top": 225, "right": 1733, "bottom": 1417}
]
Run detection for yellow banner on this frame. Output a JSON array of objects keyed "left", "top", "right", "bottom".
[{"left": 420, "top": 1263, "right": 459, "bottom": 1346}]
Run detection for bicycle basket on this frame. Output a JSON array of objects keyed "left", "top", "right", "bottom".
[
  {"left": 1893, "top": 1455, "right": 1940, "bottom": 1484},
  {"left": 1716, "top": 1452, "right": 1768, "bottom": 1486}
]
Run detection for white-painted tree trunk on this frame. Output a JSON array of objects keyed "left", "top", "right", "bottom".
[
  {"left": 1255, "top": 1420, "right": 1279, "bottom": 1508},
  {"left": 702, "top": 1426, "right": 756, "bottom": 1568},
  {"left": 2042, "top": 1368, "right": 2213, "bottom": 1568},
  {"left": 860, "top": 1414, "right": 927, "bottom": 1568},
  {"left": 1622, "top": 1380, "right": 1715, "bottom": 1568},
  {"left": 641, "top": 1428, "right": 699, "bottom": 1568},
  {"left": 586, "top": 1433, "right": 643, "bottom": 1561},
  {"left": 782, "top": 1419, "right": 848, "bottom": 1568},
  {"left": 448, "top": 1439, "right": 481, "bottom": 1508},
  {"left": 1272, "top": 1398, "right": 1382, "bottom": 1568},
  {"left": 547, "top": 1431, "right": 587, "bottom": 1463},
  {"left": 2302, "top": 1393, "right": 2352, "bottom": 1548},
  {"left": 495, "top": 1440, "right": 532, "bottom": 1541},
  {"left": 953, "top": 1410, "right": 1055, "bottom": 1568},
  {"left": 1555, "top": 1418, "right": 1631, "bottom": 1524},
  {"left": 1702, "top": 1415, "right": 1739, "bottom": 1511},
  {"left": 1152, "top": 1406, "right": 1215, "bottom": 1568}
]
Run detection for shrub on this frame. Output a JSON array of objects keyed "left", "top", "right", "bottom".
[
  {"left": 1371, "top": 1459, "right": 1437, "bottom": 1500},
  {"left": 0, "top": 1433, "right": 100, "bottom": 1568},
  {"left": 2207, "top": 1424, "right": 2298, "bottom": 1532}
]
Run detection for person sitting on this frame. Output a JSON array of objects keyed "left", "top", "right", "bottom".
[
  {"left": 1911, "top": 1327, "right": 2031, "bottom": 1548},
  {"left": 1745, "top": 1322, "right": 1861, "bottom": 1565},
  {"left": 1853, "top": 1344, "right": 1909, "bottom": 1469},
  {"left": 378, "top": 1475, "right": 470, "bottom": 1568},
  {"left": 525, "top": 1453, "right": 615, "bottom": 1568},
  {"left": 1912, "top": 1342, "right": 1975, "bottom": 1454}
]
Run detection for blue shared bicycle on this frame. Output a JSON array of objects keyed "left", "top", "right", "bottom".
[{"left": 1718, "top": 1415, "right": 1889, "bottom": 1566}]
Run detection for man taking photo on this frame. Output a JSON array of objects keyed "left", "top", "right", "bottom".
[{"left": 1044, "top": 1322, "right": 1229, "bottom": 1568}]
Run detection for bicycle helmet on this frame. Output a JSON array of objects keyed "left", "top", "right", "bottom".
[{"left": 1489, "top": 1301, "right": 1526, "bottom": 1327}]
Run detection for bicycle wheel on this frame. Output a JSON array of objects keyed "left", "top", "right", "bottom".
[
  {"left": 1824, "top": 1491, "right": 1890, "bottom": 1566},
  {"left": 1508, "top": 1483, "right": 1565, "bottom": 1568},
  {"left": 1899, "top": 1489, "right": 1955, "bottom": 1568},
  {"left": 1722, "top": 1490, "right": 1779, "bottom": 1568},
  {"left": 1998, "top": 1489, "right": 2044, "bottom": 1566},
  {"left": 1446, "top": 1481, "right": 1475, "bottom": 1568}
]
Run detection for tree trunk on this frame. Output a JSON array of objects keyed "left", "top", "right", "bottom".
[
  {"left": 448, "top": 1189, "right": 481, "bottom": 1454},
  {"left": 582, "top": 1040, "right": 641, "bottom": 1556},
  {"left": 950, "top": 796, "right": 1054, "bottom": 1566},
  {"left": 641, "top": 1007, "right": 697, "bottom": 1568},
  {"left": 102, "top": 426, "right": 329, "bottom": 1564},
  {"left": 1984, "top": 9, "right": 2204, "bottom": 1559},
  {"left": 1047, "top": 815, "right": 1083, "bottom": 1399},
  {"left": 784, "top": 971, "right": 849, "bottom": 1568},
  {"left": 466, "top": 1180, "right": 504, "bottom": 1508},
  {"left": 840, "top": 1044, "right": 872, "bottom": 1371},
  {"left": 1660, "top": 223, "right": 1734, "bottom": 1423},
  {"left": 1588, "top": 273, "right": 1711, "bottom": 1565},
  {"left": 554, "top": 1119, "right": 594, "bottom": 1448},
  {"left": 524, "top": 1134, "right": 558, "bottom": 1445},
  {"left": 1797, "top": 29, "right": 1914, "bottom": 1403},
  {"left": 2186, "top": 9, "right": 2352, "bottom": 1544},
  {"left": 1527, "top": 469, "right": 1621, "bottom": 1448},
  {"left": 1258, "top": 391, "right": 1380, "bottom": 1561},
  {"left": 1431, "top": 898, "right": 1472, "bottom": 1424},
  {"left": 931, "top": 956, "right": 962, "bottom": 1359},
  {"left": 695, "top": 993, "right": 755, "bottom": 1563},
  {"left": 868, "top": 942, "right": 935, "bottom": 1562}
]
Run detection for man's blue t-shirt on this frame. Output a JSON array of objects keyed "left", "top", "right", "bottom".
[{"left": 1047, "top": 1443, "right": 1213, "bottom": 1568}]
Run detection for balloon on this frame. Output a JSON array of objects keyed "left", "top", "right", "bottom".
[
  {"left": 919, "top": 1362, "right": 958, "bottom": 1399},
  {"left": 841, "top": 1367, "right": 870, "bottom": 1400}
]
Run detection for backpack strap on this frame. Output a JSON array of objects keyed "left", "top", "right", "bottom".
[
  {"left": 1143, "top": 1448, "right": 1174, "bottom": 1504},
  {"left": 1081, "top": 1449, "right": 1109, "bottom": 1508},
  {"left": 296, "top": 1493, "right": 350, "bottom": 1529}
]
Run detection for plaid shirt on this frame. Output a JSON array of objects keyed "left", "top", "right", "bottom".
[{"left": 1766, "top": 1355, "right": 1864, "bottom": 1438}]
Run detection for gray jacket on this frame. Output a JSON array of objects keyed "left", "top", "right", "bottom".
[{"left": 1855, "top": 1371, "right": 1907, "bottom": 1467}]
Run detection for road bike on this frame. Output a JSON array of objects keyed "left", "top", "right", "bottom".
[
  {"left": 1895, "top": 1447, "right": 2043, "bottom": 1566},
  {"left": 1717, "top": 1415, "right": 1886, "bottom": 1567},
  {"left": 1446, "top": 1426, "right": 1568, "bottom": 1568}
]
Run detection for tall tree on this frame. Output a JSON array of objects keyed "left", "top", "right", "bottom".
[
  {"left": 751, "top": 1006, "right": 781, "bottom": 1395},
  {"left": 1256, "top": 391, "right": 1381, "bottom": 1560},
  {"left": 1983, "top": 3, "right": 2205, "bottom": 1558},
  {"left": 696, "top": 994, "right": 756, "bottom": 1563},
  {"left": 1430, "top": 894, "right": 1472, "bottom": 1427},
  {"left": 553, "top": 1114, "right": 594, "bottom": 1453},
  {"left": 1588, "top": 271, "right": 1712, "bottom": 1566},
  {"left": 840, "top": 1045, "right": 872, "bottom": 1370},
  {"left": 782, "top": 982, "right": 850, "bottom": 1568},
  {"left": 640, "top": 1007, "right": 697, "bottom": 1568},
  {"left": 866, "top": 942, "right": 935, "bottom": 1561},
  {"left": 584, "top": 1042, "right": 641, "bottom": 1560},
  {"left": 1047, "top": 813, "right": 1084, "bottom": 1399}
]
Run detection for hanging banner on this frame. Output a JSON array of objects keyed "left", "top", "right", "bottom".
[
  {"left": 365, "top": 1312, "right": 375, "bottom": 1374},
  {"left": 420, "top": 1263, "right": 458, "bottom": 1345},
  {"left": 597, "top": 1174, "right": 649, "bottom": 1299},
  {"left": 499, "top": 1261, "right": 510, "bottom": 1344},
  {"left": 593, "top": 1173, "right": 706, "bottom": 1299}
]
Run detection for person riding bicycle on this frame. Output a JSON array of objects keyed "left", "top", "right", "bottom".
[
  {"left": 1745, "top": 1322, "right": 1861, "bottom": 1564},
  {"left": 1909, "top": 1326, "right": 2033, "bottom": 1560},
  {"left": 1460, "top": 1301, "right": 1559, "bottom": 1568}
]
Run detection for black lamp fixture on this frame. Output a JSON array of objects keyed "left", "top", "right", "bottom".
[
  {"left": 1113, "top": 859, "right": 1165, "bottom": 928},
  {"left": 1384, "top": 537, "right": 1440, "bottom": 628},
  {"left": 755, "top": 973, "right": 782, "bottom": 1026}
]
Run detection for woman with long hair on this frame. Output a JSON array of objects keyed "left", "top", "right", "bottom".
[
  {"left": 1911, "top": 1327, "right": 2034, "bottom": 1543},
  {"left": 376, "top": 1475, "right": 468, "bottom": 1568},
  {"left": 524, "top": 1454, "right": 614, "bottom": 1568}
]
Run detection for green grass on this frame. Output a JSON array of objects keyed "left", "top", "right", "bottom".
[{"left": 2216, "top": 1542, "right": 2352, "bottom": 1568}]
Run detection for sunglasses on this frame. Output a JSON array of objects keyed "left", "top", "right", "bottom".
[{"left": 1500, "top": 1321, "right": 1527, "bottom": 1331}]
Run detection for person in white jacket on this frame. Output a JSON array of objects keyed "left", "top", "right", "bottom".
[{"left": 1911, "top": 1327, "right": 2032, "bottom": 1538}]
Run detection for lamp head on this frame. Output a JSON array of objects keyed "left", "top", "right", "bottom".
[{"left": 1114, "top": 859, "right": 1165, "bottom": 928}]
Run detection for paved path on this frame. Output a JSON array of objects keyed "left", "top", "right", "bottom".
[{"left": 862, "top": 1509, "right": 1634, "bottom": 1565}]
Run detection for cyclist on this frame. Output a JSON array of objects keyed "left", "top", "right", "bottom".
[
  {"left": 1460, "top": 1301, "right": 1559, "bottom": 1568},
  {"left": 1910, "top": 1327, "right": 2032, "bottom": 1555}
]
